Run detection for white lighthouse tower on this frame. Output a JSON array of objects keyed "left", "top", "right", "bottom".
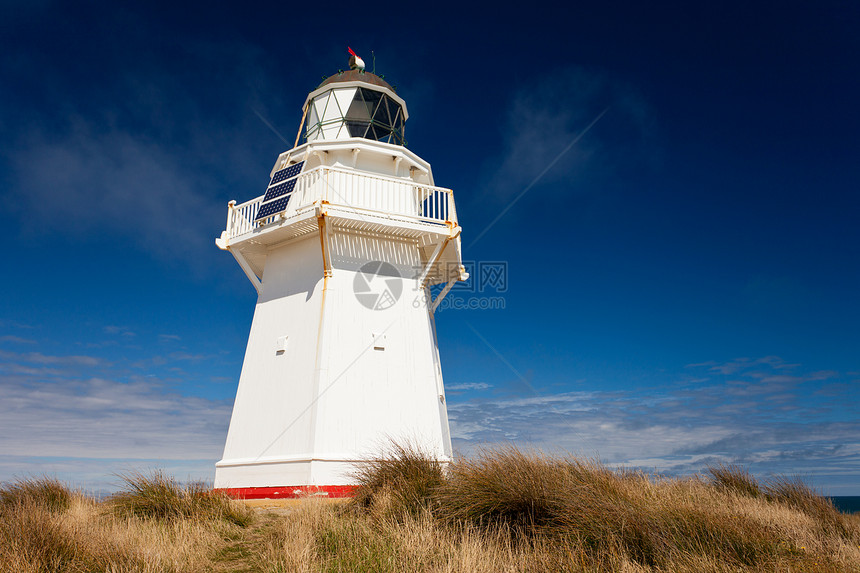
[{"left": 213, "top": 55, "right": 466, "bottom": 498}]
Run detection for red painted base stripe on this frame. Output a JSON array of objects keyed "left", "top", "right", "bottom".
[{"left": 215, "top": 485, "right": 357, "bottom": 499}]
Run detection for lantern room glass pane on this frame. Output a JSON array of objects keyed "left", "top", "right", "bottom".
[
  {"left": 346, "top": 91, "right": 372, "bottom": 121},
  {"left": 374, "top": 96, "right": 391, "bottom": 126},
  {"left": 358, "top": 88, "right": 382, "bottom": 118},
  {"left": 346, "top": 120, "right": 371, "bottom": 138}
]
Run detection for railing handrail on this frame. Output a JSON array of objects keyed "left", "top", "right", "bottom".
[
  {"left": 321, "top": 165, "right": 453, "bottom": 193},
  {"left": 225, "top": 165, "right": 457, "bottom": 240}
]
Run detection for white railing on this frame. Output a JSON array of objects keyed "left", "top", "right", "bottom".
[{"left": 224, "top": 166, "right": 457, "bottom": 241}]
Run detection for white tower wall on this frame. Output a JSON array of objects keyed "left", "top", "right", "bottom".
[{"left": 214, "top": 231, "right": 453, "bottom": 490}]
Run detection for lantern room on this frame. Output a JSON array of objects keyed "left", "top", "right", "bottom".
[{"left": 303, "top": 70, "right": 407, "bottom": 145}]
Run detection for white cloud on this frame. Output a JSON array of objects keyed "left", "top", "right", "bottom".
[
  {"left": 3, "top": 324, "right": 857, "bottom": 493},
  {"left": 446, "top": 382, "right": 492, "bottom": 391},
  {"left": 0, "top": 342, "right": 231, "bottom": 489},
  {"left": 483, "top": 66, "right": 657, "bottom": 203},
  {"left": 7, "top": 126, "right": 221, "bottom": 263},
  {"left": 1, "top": 37, "right": 289, "bottom": 270},
  {"left": 0, "top": 350, "right": 104, "bottom": 367},
  {"left": 446, "top": 358, "right": 860, "bottom": 492},
  {"left": 0, "top": 373, "right": 230, "bottom": 460},
  {"left": 0, "top": 335, "right": 36, "bottom": 344},
  {"left": 104, "top": 326, "right": 136, "bottom": 338}
]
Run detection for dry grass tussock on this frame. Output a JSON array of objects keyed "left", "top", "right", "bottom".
[
  {"left": 0, "top": 473, "right": 254, "bottom": 573},
  {"left": 1, "top": 448, "right": 859, "bottom": 572},
  {"left": 350, "top": 444, "right": 860, "bottom": 572},
  {"left": 110, "top": 470, "right": 254, "bottom": 526}
]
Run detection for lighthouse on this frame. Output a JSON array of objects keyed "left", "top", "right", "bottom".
[{"left": 213, "top": 53, "right": 466, "bottom": 498}]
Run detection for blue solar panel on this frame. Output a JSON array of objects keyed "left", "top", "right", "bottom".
[
  {"left": 255, "top": 195, "right": 291, "bottom": 220},
  {"left": 255, "top": 161, "right": 305, "bottom": 221},
  {"left": 262, "top": 178, "right": 298, "bottom": 202},
  {"left": 270, "top": 162, "right": 304, "bottom": 185}
]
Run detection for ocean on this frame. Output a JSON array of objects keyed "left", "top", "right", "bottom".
[{"left": 830, "top": 496, "right": 860, "bottom": 514}]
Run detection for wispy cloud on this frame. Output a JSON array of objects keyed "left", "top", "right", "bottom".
[
  {"left": 0, "top": 352, "right": 230, "bottom": 459},
  {"left": 482, "top": 66, "right": 657, "bottom": 203},
  {"left": 447, "top": 358, "right": 859, "bottom": 492},
  {"left": 0, "top": 349, "right": 105, "bottom": 367},
  {"left": 447, "top": 382, "right": 492, "bottom": 392},
  {"left": 0, "top": 374, "right": 230, "bottom": 460},
  {"left": 0, "top": 335, "right": 36, "bottom": 344},
  {"left": 7, "top": 126, "right": 221, "bottom": 264},
  {"left": 1, "top": 36, "right": 290, "bottom": 270},
  {"left": 104, "top": 326, "right": 136, "bottom": 338},
  {"left": 0, "top": 333, "right": 233, "bottom": 487},
  {"left": 0, "top": 319, "right": 37, "bottom": 330}
]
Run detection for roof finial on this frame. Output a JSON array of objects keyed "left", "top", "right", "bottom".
[{"left": 347, "top": 46, "right": 366, "bottom": 72}]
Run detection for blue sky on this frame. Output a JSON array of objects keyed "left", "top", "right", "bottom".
[{"left": 1, "top": 1, "right": 859, "bottom": 494}]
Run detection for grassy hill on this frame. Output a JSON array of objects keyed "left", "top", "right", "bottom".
[{"left": 2, "top": 445, "right": 858, "bottom": 572}]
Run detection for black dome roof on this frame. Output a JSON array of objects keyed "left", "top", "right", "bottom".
[{"left": 317, "top": 70, "right": 395, "bottom": 92}]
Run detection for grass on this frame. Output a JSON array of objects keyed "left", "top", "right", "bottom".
[
  {"left": 109, "top": 470, "right": 254, "bottom": 526},
  {"left": 0, "top": 476, "right": 72, "bottom": 513},
  {"left": 350, "top": 441, "right": 445, "bottom": 518},
  {"left": 708, "top": 463, "right": 762, "bottom": 498},
  {"left": 1, "top": 450, "right": 858, "bottom": 572},
  {"left": 350, "top": 445, "right": 860, "bottom": 571}
]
